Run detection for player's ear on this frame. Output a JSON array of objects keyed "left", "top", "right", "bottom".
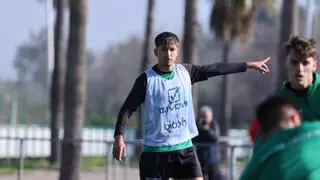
[
  {"left": 292, "top": 112, "right": 301, "bottom": 127},
  {"left": 153, "top": 48, "right": 158, "bottom": 57},
  {"left": 313, "top": 59, "right": 317, "bottom": 71}
]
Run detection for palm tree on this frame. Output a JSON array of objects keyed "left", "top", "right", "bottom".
[
  {"left": 210, "top": 0, "right": 256, "bottom": 162},
  {"left": 140, "top": 0, "right": 155, "bottom": 71},
  {"left": 59, "top": 0, "right": 87, "bottom": 179},
  {"left": 183, "top": 0, "right": 199, "bottom": 113},
  {"left": 49, "top": 0, "right": 67, "bottom": 165},
  {"left": 210, "top": 0, "right": 255, "bottom": 138},
  {"left": 277, "top": 0, "right": 298, "bottom": 88},
  {"left": 136, "top": 0, "right": 155, "bottom": 155}
]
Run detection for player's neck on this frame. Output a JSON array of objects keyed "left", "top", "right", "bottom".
[
  {"left": 290, "top": 82, "right": 312, "bottom": 91},
  {"left": 156, "top": 64, "right": 174, "bottom": 72}
]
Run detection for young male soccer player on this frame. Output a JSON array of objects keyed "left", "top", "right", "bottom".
[
  {"left": 113, "top": 31, "right": 270, "bottom": 180},
  {"left": 240, "top": 96, "right": 320, "bottom": 180},
  {"left": 279, "top": 36, "right": 320, "bottom": 120},
  {"left": 248, "top": 36, "right": 320, "bottom": 144}
]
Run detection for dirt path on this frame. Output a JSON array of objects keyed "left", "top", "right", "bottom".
[
  {"left": 0, "top": 166, "right": 243, "bottom": 180},
  {"left": 0, "top": 168, "right": 140, "bottom": 180}
]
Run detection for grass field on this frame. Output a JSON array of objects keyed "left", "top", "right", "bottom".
[
  {"left": 0, "top": 156, "right": 108, "bottom": 174},
  {"left": 0, "top": 157, "right": 140, "bottom": 180},
  {"left": 0, "top": 157, "right": 246, "bottom": 179}
]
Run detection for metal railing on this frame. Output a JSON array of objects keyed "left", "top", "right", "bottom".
[{"left": 0, "top": 136, "right": 253, "bottom": 180}]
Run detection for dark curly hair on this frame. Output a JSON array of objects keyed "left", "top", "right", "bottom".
[{"left": 285, "top": 36, "right": 317, "bottom": 59}]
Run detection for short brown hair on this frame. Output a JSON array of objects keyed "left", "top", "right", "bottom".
[
  {"left": 285, "top": 36, "right": 317, "bottom": 58},
  {"left": 154, "top": 32, "right": 179, "bottom": 48}
]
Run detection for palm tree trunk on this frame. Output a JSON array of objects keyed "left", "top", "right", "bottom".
[
  {"left": 183, "top": 0, "right": 199, "bottom": 114},
  {"left": 136, "top": 0, "right": 155, "bottom": 155},
  {"left": 50, "top": 0, "right": 65, "bottom": 165},
  {"left": 59, "top": 0, "right": 87, "bottom": 179},
  {"left": 277, "top": 0, "right": 298, "bottom": 89},
  {"left": 220, "top": 41, "right": 231, "bottom": 162},
  {"left": 140, "top": 0, "right": 155, "bottom": 71}
]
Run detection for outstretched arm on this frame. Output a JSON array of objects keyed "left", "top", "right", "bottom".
[
  {"left": 183, "top": 57, "right": 270, "bottom": 84},
  {"left": 183, "top": 62, "right": 246, "bottom": 83},
  {"left": 114, "top": 73, "right": 146, "bottom": 137}
]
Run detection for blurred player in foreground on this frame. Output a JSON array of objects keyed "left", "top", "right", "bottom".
[
  {"left": 113, "top": 31, "right": 270, "bottom": 180},
  {"left": 240, "top": 96, "right": 320, "bottom": 180}
]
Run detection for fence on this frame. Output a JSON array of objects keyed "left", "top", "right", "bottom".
[
  {"left": 0, "top": 125, "right": 136, "bottom": 158},
  {"left": 0, "top": 125, "right": 251, "bottom": 159},
  {"left": 0, "top": 136, "right": 253, "bottom": 180}
]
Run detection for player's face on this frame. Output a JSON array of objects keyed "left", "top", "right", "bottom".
[
  {"left": 286, "top": 50, "right": 317, "bottom": 89},
  {"left": 200, "top": 111, "right": 213, "bottom": 125},
  {"left": 154, "top": 40, "right": 179, "bottom": 67}
]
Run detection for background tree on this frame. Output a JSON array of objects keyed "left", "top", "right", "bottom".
[
  {"left": 59, "top": 0, "right": 87, "bottom": 179},
  {"left": 210, "top": 0, "right": 255, "bottom": 161},
  {"left": 210, "top": 0, "right": 255, "bottom": 139},
  {"left": 13, "top": 29, "right": 48, "bottom": 87},
  {"left": 136, "top": 0, "right": 155, "bottom": 155},
  {"left": 49, "top": 0, "right": 67, "bottom": 165},
  {"left": 183, "top": 0, "right": 199, "bottom": 113},
  {"left": 276, "top": 0, "right": 298, "bottom": 89}
]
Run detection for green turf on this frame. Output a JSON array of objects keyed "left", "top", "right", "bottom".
[{"left": 0, "top": 156, "right": 109, "bottom": 174}]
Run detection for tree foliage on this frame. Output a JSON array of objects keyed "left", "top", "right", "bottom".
[{"left": 210, "top": 0, "right": 256, "bottom": 42}]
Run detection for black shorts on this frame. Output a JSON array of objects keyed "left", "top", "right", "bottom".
[{"left": 139, "top": 146, "right": 203, "bottom": 180}]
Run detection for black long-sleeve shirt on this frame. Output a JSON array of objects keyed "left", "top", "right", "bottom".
[{"left": 114, "top": 62, "right": 247, "bottom": 137}]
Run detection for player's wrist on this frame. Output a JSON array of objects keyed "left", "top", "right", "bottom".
[
  {"left": 114, "top": 134, "right": 124, "bottom": 141},
  {"left": 246, "top": 61, "right": 254, "bottom": 69}
]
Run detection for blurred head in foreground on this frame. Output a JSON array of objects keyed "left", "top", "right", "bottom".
[{"left": 256, "top": 96, "right": 301, "bottom": 137}]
